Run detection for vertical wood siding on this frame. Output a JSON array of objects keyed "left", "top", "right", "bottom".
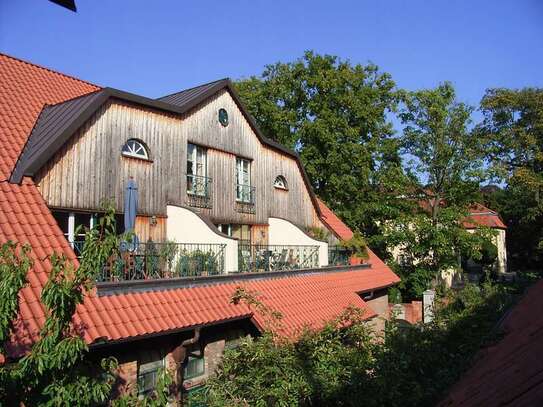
[
  {"left": 135, "top": 216, "right": 167, "bottom": 242},
  {"left": 35, "top": 90, "right": 321, "bottom": 232}
]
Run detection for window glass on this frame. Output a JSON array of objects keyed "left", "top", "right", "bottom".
[
  {"left": 52, "top": 211, "right": 70, "bottom": 237},
  {"left": 74, "top": 213, "right": 92, "bottom": 239},
  {"left": 236, "top": 158, "right": 251, "bottom": 202},
  {"left": 232, "top": 224, "right": 251, "bottom": 246},
  {"left": 184, "top": 347, "right": 205, "bottom": 380},
  {"left": 187, "top": 144, "right": 207, "bottom": 195},
  {"left": 122, "top": 139, "right": 149, "bottom": 160},
  {"left": 216, "top": 224, "right": 232, "bottom": 236},
  {"left": 138, "top": 350, "right": 164, "bottom": 396},
  {"left": 274, "top": 175, "right": 288, "bottom": 189}
]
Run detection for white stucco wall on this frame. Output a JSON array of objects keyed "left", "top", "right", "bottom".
[
  {"left": 166, "top": 205, "right": 238, "bottom": 273},
  {"left": 268, "top": 217, "right": 328, "bottom": 266},
  {"left": 495, "top": 229, "right": 507, "bottom": 274}
]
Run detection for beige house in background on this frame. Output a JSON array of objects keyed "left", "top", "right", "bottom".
[{"left": 390, "top": 202, "right": 507, "bottom": 287}]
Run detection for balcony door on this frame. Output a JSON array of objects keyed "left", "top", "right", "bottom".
[
  {"left": 236, "top": 158, "right": 251, "bottom": 203},
  {"left": 187, "top": 144, "right": 207, "bottom": 196}
]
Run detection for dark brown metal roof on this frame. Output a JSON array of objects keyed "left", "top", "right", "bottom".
[
  {"left": 11, "top": 90, "right": 106, "bottom": 183},
  {"left": 158, "top": 78, "right": 229, "bottom": 106}
]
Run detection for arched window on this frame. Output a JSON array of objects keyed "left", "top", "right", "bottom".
[
  {"left": 274, "top": 175, "right": 288, "bottom": 190},
  {"left": 122, "top": 139, "right": 149, "bottom": 160}
]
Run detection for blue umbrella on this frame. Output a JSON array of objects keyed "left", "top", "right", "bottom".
[{"left": 124, "top": 177, "right": 138, "bottom": 232}]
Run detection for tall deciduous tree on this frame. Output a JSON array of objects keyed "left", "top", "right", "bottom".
[
  {"left": 478, "top": 88, "right": 543, "bottom": 270},
  {"left": 235, "top": 51, "right": 409, "bottom": 236},
  {"left": 386, "top": 83, "right": 492, "bottom": 297}
]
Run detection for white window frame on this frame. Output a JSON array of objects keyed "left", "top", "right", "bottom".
[
  {"left": 122, "top": 139, "right": 149, "bottom": 160},
  {"left": 273, "top": 175, "right": 288, "bottom": 190}
]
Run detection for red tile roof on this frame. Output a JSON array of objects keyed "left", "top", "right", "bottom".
[
  {"left": 317, "top": 198, "right": 354, "bottom": 241},
  {"left": 317, "top": 198, "right": 400, "bottom": 286},
  {"left": 0, "top": 53, "right": 396, "bottom": 358},
  {"left": 439, "top": 279, "right": 543, "bottom": 406},
  {"left": 463, "top": 203, "right": 507, "bottom": 230}
]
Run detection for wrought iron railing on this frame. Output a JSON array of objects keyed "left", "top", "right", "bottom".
[
  {"left": 235, "top": 184, "right": 256, "bottom": 214},
  {"left": 238, "top": 244, "right": 319, "bottom": 273},
  {"left": 74, "top": 241, "right": 226, "bottom": 282},
  {"left": 187, "top": 174, "right": 212, "bottom": 208},
  {"left": 328, "top": 246, "right": 352, "bottom": 266}
]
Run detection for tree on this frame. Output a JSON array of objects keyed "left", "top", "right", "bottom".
[
  {"left": 478, "top": 88, "right": 543, "bottom": 270},
  {"left": 235, "top": 51, "right": 410, "bottom": 236},
  {"left": 385, "top": 83, "right": 492, "bottom": 297}
]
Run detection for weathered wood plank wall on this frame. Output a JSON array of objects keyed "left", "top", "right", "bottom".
[{"left": 35, "top": 90, "right": 322, "bottom": 232}]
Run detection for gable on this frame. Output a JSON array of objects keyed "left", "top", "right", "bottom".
[{"left": 12, "top": 80, "right": 322, "bottom": 221}]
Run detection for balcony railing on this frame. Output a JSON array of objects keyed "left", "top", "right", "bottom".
[
  {"left": 238, "top": 244, "right": 319, "bottom": 273},
  {"left": 328, "top": 246, "right": 352, "bottom": 266},
  {"left": 235, "top": 184, "right": 256, "bottom": 214},
  {"left": 187, "top": 174, "right": 212, "bottom": 209},
  {"left": 75, "top": 241, "right": 226, "bottom": 282}
]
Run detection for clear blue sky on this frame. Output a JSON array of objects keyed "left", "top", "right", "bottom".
[{"left": 1, "top": 0, "right": 542, "bottom": 107}]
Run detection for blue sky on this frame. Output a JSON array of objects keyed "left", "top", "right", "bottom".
[{"left": 1, "top": 0, "right": 542, "bottom": 108}]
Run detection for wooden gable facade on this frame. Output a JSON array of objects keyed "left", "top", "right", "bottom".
[{"left": 34, "top": 87, "right": 323, "bottom": 238}]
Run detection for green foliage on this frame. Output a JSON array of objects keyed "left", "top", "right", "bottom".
[
  {"left": 205, "top": 305, "right": 374, "bottom": 407},
  {"left": 307, "top": 226, "right": 330, "bottom": 242},
  {"left": 204, "top": 281, "right": 523, "bottom": 407},
  {"left": 399, "top": 82, "right": 484, "bottom": 210},
  {"left": 0, "top": 242, "right": 32, "bottom": 356},
  {"left": 340, "top": 232, "right": 369, "bottom": 260},
  {"left": 478, "top": 88, "right": 543, "bottom": 271},
  {"left": 176, "top": 249, "right": 220, "bottom": 276},
  {"left": 235, "top": 51, "right": 412, "bottom": 237},
  {"left": 113, "top": 368, "right": 174, "bottom": 407}
]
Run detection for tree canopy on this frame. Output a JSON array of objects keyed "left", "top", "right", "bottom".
[{"left": 235, "top": 51, "right": 410, "bottom": 236}]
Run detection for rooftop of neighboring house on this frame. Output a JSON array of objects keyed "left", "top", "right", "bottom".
[
  {"left": 417, "top": 197, "right": 506, "bottom": 230},
  {"left": 0, "top": 53, "right": 399, "bottom": 359},
  {"left": 439, "top": 279, "right": 543, "bottom": 406}
]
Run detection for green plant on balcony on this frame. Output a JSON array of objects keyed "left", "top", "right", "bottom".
[
  {"left": 307, "top": 226, "right": 330, "bottom": 242},
  {"left": 159, "top": 240, "right": 179, "bottom": 274},
  {"left": 340, "top": 232, "right": 369, "bottom": 260},
  {"left": 176, "top": 249, "right": 219, "bottom": 277}
]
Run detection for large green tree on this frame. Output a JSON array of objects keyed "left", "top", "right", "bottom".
[
  {"left": 235, "top": 51, "right": 409, "bottom": 236},
  {"left": 478, "top": 88, "right": 543, "bottom": 270},
  {"left": 385, "top": 83, "right": 492, "bottom": 297}
]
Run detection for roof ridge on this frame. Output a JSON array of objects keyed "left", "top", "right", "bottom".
[
  {"left": 0, "top": 52, "right": 102, "bottom": 90},
  {"left": 43, "top": 88, "right": 104, "bottom": 108},
  {"left": 157, "top": 77, "right": 230, "bottom": 100}
]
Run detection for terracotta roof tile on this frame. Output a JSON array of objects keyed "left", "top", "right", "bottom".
[
  {"left": 440, "top": 279, "right": 543, "bottom": 406},
  {"left": 463, "top": 203, "right": 507, "bottom": 229}
]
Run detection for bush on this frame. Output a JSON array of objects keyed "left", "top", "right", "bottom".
[{"left": 204, "top": 280, "right": 525, "bottom": 407}]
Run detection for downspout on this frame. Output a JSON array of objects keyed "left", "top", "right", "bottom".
[{"left": 171, "top": 328, "right": 201, "bottom": 400}]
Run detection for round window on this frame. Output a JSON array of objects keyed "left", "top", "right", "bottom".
[{"left": 218, "top": 108, "right": 229, "bottom": 127}]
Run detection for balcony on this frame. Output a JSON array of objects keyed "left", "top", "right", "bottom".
[
  {"left": 235, "top": 184, "right": 255, "bottom": 214},
  {"left": 187, "top": 174, "right": 212, "bottom": 209},
  {"left": 328, "top": 246, "right": 352, "bottom": 266},
  {"left": 75, "top": 241, "right": 226, "bottom": 282},
  {"left": 238, "top": 244, "right": 320, "bottom": 273}
]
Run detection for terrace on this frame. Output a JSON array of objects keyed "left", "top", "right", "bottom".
[{"left": 73, "top": 240, "right": 354, "bottom": 285}]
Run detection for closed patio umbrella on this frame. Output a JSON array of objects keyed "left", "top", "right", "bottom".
[{"left": 124, "top": 177, "right": 138, "bottom": 233}]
